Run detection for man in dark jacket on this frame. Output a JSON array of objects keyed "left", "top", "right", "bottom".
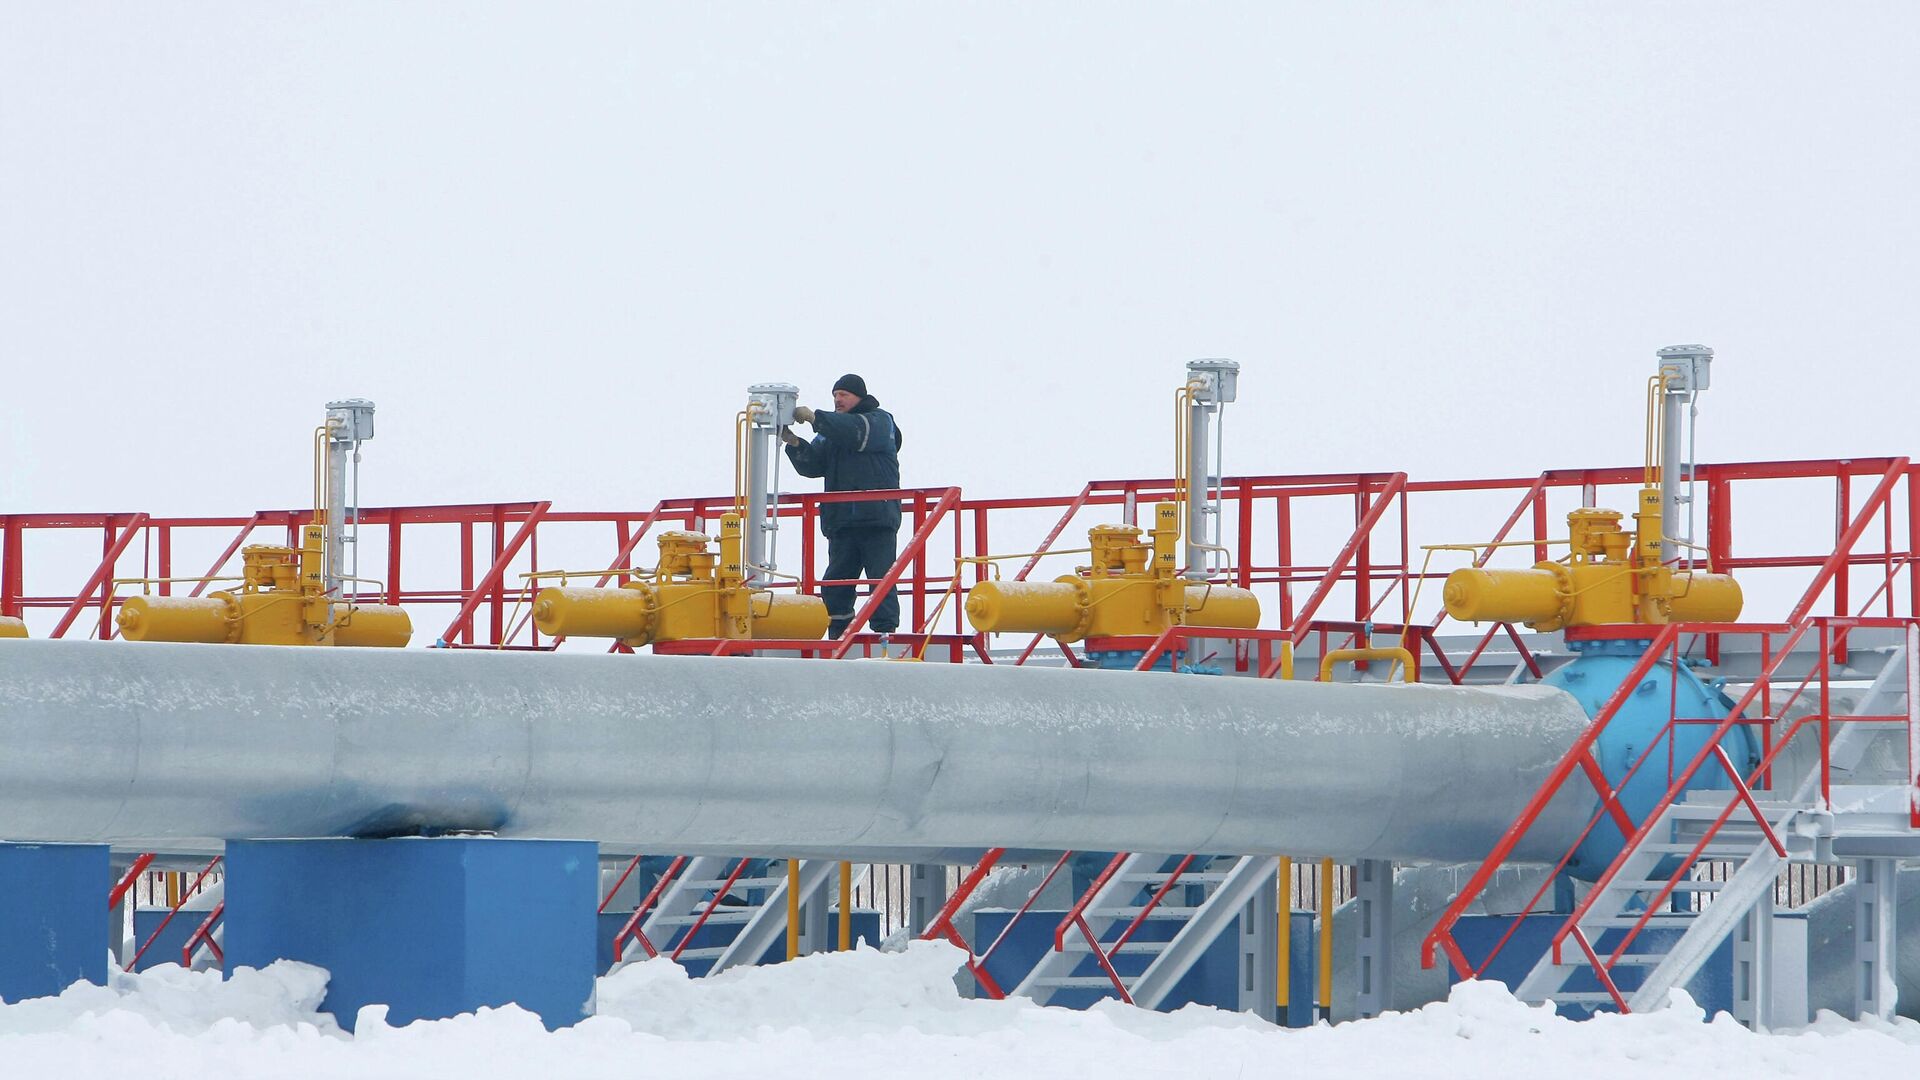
[{"left": 782, "top": 374, "right": 904, "bottom": 638}]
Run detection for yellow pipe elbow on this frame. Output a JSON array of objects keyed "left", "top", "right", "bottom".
[
  {"left": 1319, "top": 646, "right": 1416, "bottom": 682},
  {"left": 0, "top": 615, "right": 27, "bottom": 639}
]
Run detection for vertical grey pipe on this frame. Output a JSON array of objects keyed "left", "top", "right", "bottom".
[{"left": 1654, "top": 346, "right": 1710, "bottom": 570}]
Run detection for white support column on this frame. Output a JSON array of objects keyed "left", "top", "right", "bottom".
[
  {"left": 1853, "top": 857, "right": 1898, "bottom": 1021},
  {"left": 1237, "top": 869, "right": 1279, "bottom": 1022},
  {"left": 1354, "top": 859, "right": 1395, "bottom": 1019},
  {"left": 1732, "top": 888, "right": 1775, "bottom": 1030}
]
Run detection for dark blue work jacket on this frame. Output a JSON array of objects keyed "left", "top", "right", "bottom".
[{"left": 785, "top": 397, "right": 904, "bottom": 538}]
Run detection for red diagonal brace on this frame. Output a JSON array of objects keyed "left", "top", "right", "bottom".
[
  {"left": 435, "top": 502, "right": 552, "bottom": 647},
  {"left": 50, "top": 513, "right": 149, "bottom": 639}
]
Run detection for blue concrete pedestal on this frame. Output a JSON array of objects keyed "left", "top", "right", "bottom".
[
  {"left": 0, "top": 843, "right": 109, "bottom": 1003},
  {"left": 224, "top": 838, "right": 598, "bottom": 1031}
]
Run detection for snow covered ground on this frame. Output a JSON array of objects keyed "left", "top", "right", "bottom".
[{"left": 5, "top": 942, "right": 1919, "bottom": 1079}]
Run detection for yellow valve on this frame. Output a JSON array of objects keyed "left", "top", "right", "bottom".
[
  {"left": 530, "top": 522, "right": 828, "bottom": 647},
  {"left": 965, "top": 501, "right": 1261, "bottom": 644},
  {"left": 0, "top": 615, "right": 30, "bottom": 638},
  {"left": 1441, "top": 507, "right": 1741, "bottom": 632},
  {"left": 118, "top": 593, "right": 412, "bottom": 646},
  {"left": 964, "top": 577, "right": 1260, "bottom": 642}
]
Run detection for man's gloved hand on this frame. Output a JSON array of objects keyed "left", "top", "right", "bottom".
[
  {"left": 793, "top": 405, "right": 815, "bottom": 424},
  {"left": 779, "top": 426, "right": 805, "bottom": 447}
]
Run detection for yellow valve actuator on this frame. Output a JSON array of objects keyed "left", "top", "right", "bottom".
[
  {"left": 965, "top": 577, "right": 1260, "bottom": 643},
  {"left": 1442, "top": 564, "right": 1741, "bottom": 633},
  {"left": 117, "top": 594, "right": 413, "bottom": 647},
  {"left": 531, "top": 583, "right": 829, "bottom": 646},
  {"left": 0, "top": 615, "right": 28, "bottom": 639}
]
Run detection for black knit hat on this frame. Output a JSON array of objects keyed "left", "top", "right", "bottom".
[{"left": 833, "top": 373, "right": 867, "bottom": 398}]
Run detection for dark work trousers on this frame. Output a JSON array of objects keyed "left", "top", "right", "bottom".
[{"left": 822, "top": 526, "right": 900, "bottom": 636}]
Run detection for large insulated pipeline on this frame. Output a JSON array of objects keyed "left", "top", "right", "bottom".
[{"left": 0, "top": 640, "right": 1594, "bottom": 862}]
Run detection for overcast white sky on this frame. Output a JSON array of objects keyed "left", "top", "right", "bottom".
[{"left": 2, "top": 3, "right": 1916, "bottom": 524}]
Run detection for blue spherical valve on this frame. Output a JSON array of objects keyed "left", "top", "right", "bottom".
[{"left": 1543, "top": 637, "right": 1761, "bottom": 879}]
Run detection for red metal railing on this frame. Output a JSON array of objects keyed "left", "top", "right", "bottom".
[
  {"left": 183, "top": 902, "right": 225, "bottom": 968},
  {"left": 109, "top": 853, "right": 156, "bottom": 910},
  {"left": 10, "top": 460, "right": 1911, "bottom": 654},
  {"left": 1421, "top": 457, "right": 1915, "bottom": 996},
  {"left": 127, "top": 857, "right": 223, "bottom": 970},
  {"left": 916, "top": 848, "right": 1069, "bottom": 1000},
  {"left": 610, "top": 856, "right": 686, "bottom": 963},
  {"left": 1054, "top": 854, "right": 1204, "bottom": 1004}
]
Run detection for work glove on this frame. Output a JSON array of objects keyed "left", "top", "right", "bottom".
[
  {"left": 793, "top": 405, "right": 815, "bottom": 424},
  {"left": 780, "top": 426, "right": 805, "bottom": 447}
]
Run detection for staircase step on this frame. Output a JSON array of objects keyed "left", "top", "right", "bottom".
[
  {"left": 1611, "top": 879, "right": 1727, "bottom": 892},
  {"left": 650, "top": 910, "right": 756, "bottom": 927},
  {"left": 1583, "top": 915, "right": 1697, "bottom": 929},
  {"left": 1058, "top": 940, "right": 1171, "bottom": 955},
  {"left": 1546, "top": 991, "right": 1625, "bottom": 1006},
  {"left": 1604, "top": 954, "right": 1673, "bottom": 967},
  {"left": 672, "top": 947, "right": 726, "bottom": 961},
  {"left": 1636, "top": 843, "right": 1754, "bottom": 857},
  {"left": 674, "top": 877, "right": 785, "bottom": 892},
  {"left": 1117, "top": 872, "right": 1231, "bottom": 884},
  {"left": 1088, "top": 906, "right": 1197, "bottom": 920},
  {"left": 1031, "top": 976, "right": 1127, "bottom": 990}
]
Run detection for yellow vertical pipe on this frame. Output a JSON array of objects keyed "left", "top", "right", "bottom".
[
  {"left": 1276, "top": 856, "right": 1292, "bottom": 1011},
  {"left": 838, "top": 861, "right": 853, "bottom": 951},
  {"left": 1318, "top": 858, "right": 1335, "bottom": 1016},
  {"left": 786, "top": 859, "right": 802, "bottom": 961}
]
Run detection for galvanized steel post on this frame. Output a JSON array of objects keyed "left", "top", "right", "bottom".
[{"left": 745, "top": 383, "right": 798, "bottom": 586}]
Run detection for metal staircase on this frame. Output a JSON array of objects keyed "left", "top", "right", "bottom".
[
  {"left": 1012, "top": 853, "right": 1279, "bottom": 1010},
  {"left": 608, "top": 856, "right": 834, "bottom": 973},
  {"left": 1513, "top": 631, "right": 1916, "bottom": 1017}
]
